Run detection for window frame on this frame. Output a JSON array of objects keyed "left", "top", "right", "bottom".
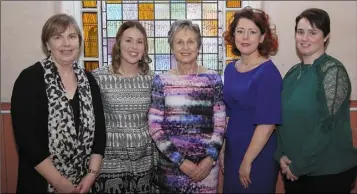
[{"left": 58, "top": 1, "right": 261, "bottom": 72}]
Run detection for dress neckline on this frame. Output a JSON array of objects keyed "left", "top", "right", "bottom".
[{"left": 234, "top": 59, "right": 271, "bottom": 74}]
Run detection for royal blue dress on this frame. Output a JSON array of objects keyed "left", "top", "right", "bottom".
[{"left": 223, "top": 60, "right": 282, "bottom": 193}]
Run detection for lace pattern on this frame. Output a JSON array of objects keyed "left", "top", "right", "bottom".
[{"left": 321, "top": 61, "right": 349, "bottom": 115}]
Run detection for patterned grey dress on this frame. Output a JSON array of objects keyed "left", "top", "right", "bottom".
[{"left": 91, "top": 66, "right": 158, "bottom": 194}]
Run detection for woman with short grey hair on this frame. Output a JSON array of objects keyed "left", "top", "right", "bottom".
[
  {"left": 148, "top": 19, "right": 226, "bottom": 193},
  {"left": 167, "top": 20, "right": 202, "bottom": 52}
]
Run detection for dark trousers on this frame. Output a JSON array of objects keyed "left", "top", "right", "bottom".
[{"left": 284, "top": 166, "right": 357, "bottom": 193}]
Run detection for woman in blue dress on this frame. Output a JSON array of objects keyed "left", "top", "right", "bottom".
[{"left": 221, "top": 7, "right": 282, "bottom": 193}]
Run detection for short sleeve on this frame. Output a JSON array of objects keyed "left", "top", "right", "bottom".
[
  {"left": 223, "top": 63, "right": 235, "bottom": 118},
  {"left": 226, "top": 105, "right": 232, "bottom": 118},
  {"left": 253, "top": 65, "right": 282, "bottom": 125}
]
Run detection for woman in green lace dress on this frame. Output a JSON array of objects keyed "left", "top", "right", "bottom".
[{"left": 275, "top": 8, "right": 357, "bottom": 193}]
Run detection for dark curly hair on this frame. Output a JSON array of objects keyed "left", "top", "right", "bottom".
[{"left": 223, "top": 7, "right": 278, "bottom": 57}]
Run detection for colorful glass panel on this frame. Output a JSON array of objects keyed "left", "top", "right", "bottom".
[
  {"left": 171, "top": 3, "right": 186, "bottom": 20},
  {"left": 140, "top": 21, "right": 155, "bottom": 37},
  {"left": 226, "top": 44, "right": 238, "bottom": 59},
  {"left": 98, "top": 1, "right": 224, "bottom": 73},
  {"left": 203, "top": 3, "right": 217, "bottom": 19},
  {"left": 107, "top": 38, "right": 116, "bottom": 55},
  {"left": 123, "top": 4, "right": 138, "bottom": 20},
  {"left": 202, "top": 38, "right": 217, "bottom": 53},
  {"left": 226, "top": 0, "right": 241, "bottom": 8},
  {"left": 155, "top": 4, "right": 170, "bottom": 19},
  {"left": 82, "top": 1, "right": 97, "bottom": 8},
  {"left": 203, "top": 54, "right": 218, "bottom": 70},
  {"left": 155, "top": 21, "right": 170, "bottom": 37},
  {"left": 106, "top": 0, "right": 121, "bottom": 3},
  {"left": 155, "top": 38, "right": 170, "bottom": 54},
  {"left": 155, "top": 55, "right": 171, "bottom": 70},
  {"left": 187, "top": 3, "right": 201, "bottom": 19},
  {"left": 84, "top": 61, "right": 99, "bottom": 71},
  {"left": 148, "top": 38, "right": 155, "bottom": 54},
  {"left": 107, "top": 21, "right": 122, "bottom": 37},
  {"left": 107, "top": 4, "right": 122, "bottom": 20},
  {"left": 203, "top": 20, "right": 218, "bottom": 36},
  {"left": 82, "top": 13, "right": 98, "bottom": 57},
  {"left": 226, "top": 11, "right": 235, "bottom": 30},
  {"left": 139, "top": 3, "right": 154, "bottom": 20}
]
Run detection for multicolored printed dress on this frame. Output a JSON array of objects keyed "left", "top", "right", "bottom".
[{"left": 148, "top": 71, "right": 226, "bottom": 193}]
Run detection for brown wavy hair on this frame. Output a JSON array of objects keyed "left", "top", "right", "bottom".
[
  {"left": 223, "top": 7, "right": 278, "bottom": 57},
  {"left": 111, "top": 21, "right": 151, "bottom": 75}
]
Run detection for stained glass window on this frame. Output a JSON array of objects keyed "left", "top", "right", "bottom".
[
  {"left": 84, "top": 61, "right": 99, "bottom": 71},
  {"left": 82, "top": 1, "right": 96, "bottom": 8},
  {"left": 226, "top": 0, "right": 242, "bottom": 8},
  {"left": 82, "top": 13, "right": 98, "bottom": 57},
  {"left": 78, "top": 0, "right": 245, "bottom": 74}
]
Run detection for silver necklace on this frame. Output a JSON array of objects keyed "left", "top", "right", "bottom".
[{"left": 176, "top": 65, "right": 199, "bottom": 77}]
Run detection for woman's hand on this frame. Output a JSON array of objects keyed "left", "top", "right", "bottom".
[
  {"left": 279, "top": 155, "right": 291, "bottom": 175},
  {"left": 239, "top": 159, "right": 252, "bottom": 189},
  {"left": 54, "top": 176, "right": 80, "bottom": 193},
  {"left": 279, "top": 156, "right": 298, "bottom": 181},
  {"left": 285, "top": 166, "right": 298, "bottom": 181},
  {"left": 179, "top": 159, "right": 198, "bottom": 178},
  {"left": 77, "top": 173, "right": 97, "bottom": 193},
  {"left": 192, "top": 156, "right": 214, "bottom": 181}
]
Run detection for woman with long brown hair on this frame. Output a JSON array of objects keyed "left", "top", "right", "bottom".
[{"left": 91, "top": 21, "right": 158, "bottom": 193}]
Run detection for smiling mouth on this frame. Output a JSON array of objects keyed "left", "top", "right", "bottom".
[
  {"left": 300, "top": 43, "right": 311, "bottom": 48},
  {"left": 181, "top": 53, "right": 191, "bottom": 56},
  {"left": 129, "top": 52, "right": 139, "bottom": 57},
  {"left": 241, "top": 43, "right": 251, "bottom": 47},
  {"left": 61, "top": 50, "right": 73, "bottom": 54}
]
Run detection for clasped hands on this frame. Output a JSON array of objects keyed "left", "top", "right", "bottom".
[
  {"left": 179, "top": 156, "right": 215, "bottom": 182},
  {"left": 279, "top": 155, "right": 298, "bottom": 182},
  {"left": 55, "top": 172, "right": 96, "bottom": 194}
]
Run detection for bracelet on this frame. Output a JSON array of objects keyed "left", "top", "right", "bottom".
[{"left": 88, "top": 169, "right": 99, "bottom": 175}]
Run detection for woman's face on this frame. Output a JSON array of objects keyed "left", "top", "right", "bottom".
[
  {"left": 119, "top": 27, "right": 145, "bottom": 65},
  {"left": 46, "top": 25, "right": 80, "bottom": 66},
  {"left": 172, "top": 28, "right": 199, "bottom": 65},
  {"left": 295, "top": 18, "right": 329, "bottom": 59},
  {"left": 234, "top": 18, "right": 265, "bottom": 57}
]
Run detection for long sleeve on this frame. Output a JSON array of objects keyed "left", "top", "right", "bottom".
[
  {"left": 11, "top": 66, "right": 50, "bottom": 167},
  {"left": 205, "top": 74, "right": 226, "bottom": 161},
  {"left": 274, "top": 132, "right": 284, "bottom": 162},
  {"left": 148, "top": 75, "right": 184, "bottom": 166},
  {"left": 289, "top": 64, "right": 350, "bottom": 177},
  {"left": 86, "top": 71, "right": 106, "bottom": 156}
]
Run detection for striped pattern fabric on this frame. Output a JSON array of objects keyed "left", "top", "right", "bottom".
[{"left": 149, "top": 71, "right": 226, "bottom": 193}]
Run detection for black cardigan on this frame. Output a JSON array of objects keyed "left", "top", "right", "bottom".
[{"left": 10, "top": 62, "right": 106, "bottom": 193}]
